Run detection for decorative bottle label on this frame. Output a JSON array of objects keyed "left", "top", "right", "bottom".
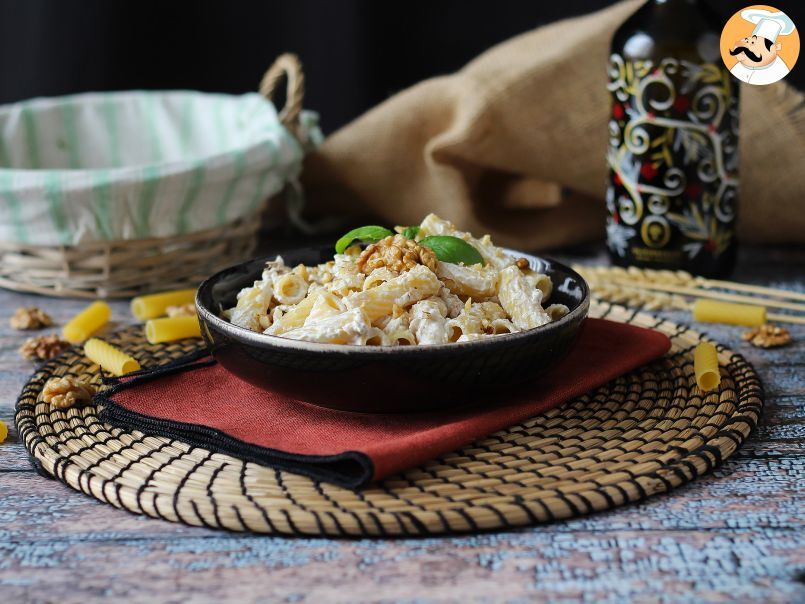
[{"left": 606, "top": 55, "right": 739, "bottom": 274}]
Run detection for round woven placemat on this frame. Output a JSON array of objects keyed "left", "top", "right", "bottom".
[{"left": 15, "top": 301, "right": 762, "bottom": 536}]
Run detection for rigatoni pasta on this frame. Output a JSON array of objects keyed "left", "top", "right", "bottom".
[
  {"left": 524, "top": 270, "right": 553, "bottom": 299},
  {"left": 281, "top": 307, "right": 372, "bottom": 345},
  {"left": 273, "top": 273, "right": 308, "bottom": 305},
  {"left": 345, "top": 265, "right": 441, "bottom": 322},
  {"left": 692, "top": 299, "right": 766, "bottom": 327},
  {"left": 63, "top": 301, "right": 111, "bottom": 343},
  {"left": 497, "top": 266, "right": 551, "bottom": 331},
  {"left": 410, "top": 300, "right": 449, "bottom": 345},
  {"left": 436, "top": 262, "right": 496, "bottom": 298},
  {"left": 266, "top": 291, "right": 318, "bottom": 335},
  {"left": 84, "top": 338, "right": 140, "bottom": 375},
  {"left": 225, "top": 214, "right": 568, "bottom": 346},
  {"left": 694, "top": 342, "right": 720, "bottom": 391},
  {"left": 145, "top": 316, "right": 202, "bottom": 344},
  {"left": 131, "top": 288, "right": 196, "bottom": 321}
]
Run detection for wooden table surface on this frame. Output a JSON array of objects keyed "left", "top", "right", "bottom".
[{"left": 1, "top": 245, "right": 803, "bottom": 604}]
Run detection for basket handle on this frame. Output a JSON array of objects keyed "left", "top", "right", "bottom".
[{"left": 259, "top": 53, "right": 305, "bottom": 136}]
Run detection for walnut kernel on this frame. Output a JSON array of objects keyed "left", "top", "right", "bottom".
[
  {"left": 41, "top": 376, "right": 96, "bottom": 409},
  {"left": 10, "top": 307, "right": 53, "bottom": 330},
  {"left": 356, "top": 235, "right": 438, "bottom": 275},
  {"left": 742, "top": 324, "right": 792, "bottom": 349},
  {"left": 515, "top": 258, "right": 530, "bottom": 270},
  {"left": 166, "top": 303, "right": 197, "bottom": 318},
  {"left": 19, "top": 335, "right": 71, "bottom": 361}
]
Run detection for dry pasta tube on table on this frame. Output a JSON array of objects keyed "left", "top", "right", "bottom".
[
  {"left": 84, "top": 338, "right": 141, "bottom": 376},
  {"left": 693, "top": 299, "right": 766, "bottom": 327},
  {"left": 146, "top": 316, "right": 202, "bottom": 344},
  {"left": 694, "top": 342, "right": 720, "bottom": 392},
  {"left": 62, "top": 301, "right": 111, "bottom": 343},
  {"left": 131, "top": 289, "right": 197, "bottom": 321}
]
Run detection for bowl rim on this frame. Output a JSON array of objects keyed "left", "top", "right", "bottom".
[{"left": 196, "top": 247, "right": 590, "bottom": 358}]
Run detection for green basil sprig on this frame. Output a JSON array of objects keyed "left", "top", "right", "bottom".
[
  {"left": 335, "top": 226, "right": 394, "bottom": 254},
  {"left": 401, "top": 225, "right": 420, "bottom": 240},
  {"left": 419, "top": 235, "right": 485, "bottom": 266}
]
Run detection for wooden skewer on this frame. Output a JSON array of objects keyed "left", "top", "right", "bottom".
[
  {"left": 767, "top": 312, "right": 805, "bottom": 325},
  {"left": 587, "top": 280, "right": 805, "bottom": 324},
  {"left": 698, "top": 278, "right": 805, "bottom": 303},
  {"left": 574, "top": 265, "right": 805, "bottom": 303},
  {"left": 607, "top": 278, "right": 805, "bottom": 313}
]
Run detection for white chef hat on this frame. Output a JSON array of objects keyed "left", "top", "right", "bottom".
[{"left": 741, "top": 9, "right": 796, "bottom": 43}]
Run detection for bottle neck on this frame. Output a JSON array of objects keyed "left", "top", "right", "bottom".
[
  {"left": 651, "top": 0, "right": 699, "bottom": 6},
  {"left": 649, "top": 0, "right": 702, "bottom": 19},
  {"left": 630, "top": 0, "right": 717, "bottom": 55}
]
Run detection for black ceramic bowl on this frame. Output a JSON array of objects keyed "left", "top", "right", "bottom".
[{"left": 196, "top": 248, "right": 589, "bottom": 413}]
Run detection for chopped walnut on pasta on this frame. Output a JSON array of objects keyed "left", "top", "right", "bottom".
[{"left": 224, "top": 214, "right": 569, "bottom": 345}]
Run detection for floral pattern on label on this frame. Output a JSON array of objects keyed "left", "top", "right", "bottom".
[{"left": 606, "top": 55, "right": 739, "bottom": 263}]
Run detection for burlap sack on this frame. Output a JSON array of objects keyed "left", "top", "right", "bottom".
[{"left": 302, "top": 0, "right": 805, "bottom": 249}]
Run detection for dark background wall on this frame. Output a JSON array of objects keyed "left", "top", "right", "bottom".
[{"left": 0, "top": 0, "right": 802, "bottom": 134}]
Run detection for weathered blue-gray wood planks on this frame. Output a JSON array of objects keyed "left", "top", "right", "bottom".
[{"left": 1, "top": 245, "right": 803, "bottom": 603}]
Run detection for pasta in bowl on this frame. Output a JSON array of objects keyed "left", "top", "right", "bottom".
[{"left": 196, "top": 215, "right": 589, "bottom": 412}]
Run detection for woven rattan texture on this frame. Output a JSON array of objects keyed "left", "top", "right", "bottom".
[
  {"left": 0, "top": 212, "right": 260, "bottom": 299},
  {"left": 14, "top": 301, "right": 763, "bottom": 536}
]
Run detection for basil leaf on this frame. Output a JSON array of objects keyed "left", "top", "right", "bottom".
[
  {"left": 401, "top": 225, "right": 420, "bottom": 240},
  {"left": 335, "top": 226, "right": 394, "bottom": 254},
  {"left": 419, "top": 235, "right": 485, "bottom": 266}
]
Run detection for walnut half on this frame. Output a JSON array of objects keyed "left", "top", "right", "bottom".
[
  {"left": 356, "top": 235, "right": 438, "bottom": 275},
  {"left": 10, "top": 307, "right": 53, "bottom": 330},
  {"left": 166, "top": 303, "right": 197, "bottom": 318},
  {"left": 19, "top": 335, "right": 71, "bottom": 361},
  {"left": 742, "top": 324, "right": 792, "bottom": 349},
  {"left": 41, "top": 376, "right": 96, "bottom": 409}
]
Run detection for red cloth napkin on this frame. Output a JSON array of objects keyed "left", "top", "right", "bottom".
[{"left": 98, "top": 319, "right": 670, "bottom": 488}]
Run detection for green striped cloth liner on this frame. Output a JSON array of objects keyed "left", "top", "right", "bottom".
[{"left": 0, "top": 90, "right": 322, "bottom": 246}]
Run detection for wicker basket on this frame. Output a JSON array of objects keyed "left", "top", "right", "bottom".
[{"left": 0, "top": 54, "right": 307, "bottom": 299}]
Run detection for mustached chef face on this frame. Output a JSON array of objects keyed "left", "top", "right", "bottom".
[{"left": 730, "top": 35, "right": 781, "bottom": 67}]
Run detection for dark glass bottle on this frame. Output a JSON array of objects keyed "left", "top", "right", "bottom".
[{"left": 606, "top": 0, "right": 739, "bottom": 277}]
